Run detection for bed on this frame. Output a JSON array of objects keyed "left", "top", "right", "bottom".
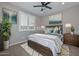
[{"left": 28, "top": 25, "right": 63, "bottom": 56}]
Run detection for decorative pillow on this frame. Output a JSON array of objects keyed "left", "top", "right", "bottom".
[
  {"left": 44, "top": 26, "right": 62, "bottom": 35},
  {"left": 44, "top": 28, "right": 53, "bottom": 34},
  {"left": 53, "top": 26, "right": 59, "bottom": 33}
]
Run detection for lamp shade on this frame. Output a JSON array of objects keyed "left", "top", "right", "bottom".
[
  {"left": 41, "top": 26, "right": 45, "bottom": 29},
  {"left": 65, "top": 24, "right": 71, "bottom": 28}
]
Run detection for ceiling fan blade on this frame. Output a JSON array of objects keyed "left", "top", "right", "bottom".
[
  {"left": 33, "top": 5, "right": 42, "bottom": 7},
  {"left": 45, "top": 2, "right": 51, "bottom": 5},
  {"left": 45, "top": 6, "right": 52, "bottom": 9},
  {"left": 41, "top": 2, "right": 45, "bottom": 5}
]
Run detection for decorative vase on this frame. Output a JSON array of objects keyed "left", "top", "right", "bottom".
[
  {"left": 4, "top": 40, "right": 9, "bottom": 49},
  {"left": 71, "top": 32, "right": 74, "bottom": 35}
]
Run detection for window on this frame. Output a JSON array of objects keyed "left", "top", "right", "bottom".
[
  {"left": 19, "top": 11, "right": 36, "bottom": 31},
  {"left": 28, "top": 15, "right": 36, "bottom": 30},
  {"left": 28, "top": 15, "right": 35, "bottom": 26}
]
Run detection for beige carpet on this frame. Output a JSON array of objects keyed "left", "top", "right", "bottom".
[{"left": 21, "top": 43, "right": 69, "bottom": 56}]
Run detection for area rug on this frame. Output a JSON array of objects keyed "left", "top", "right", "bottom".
[
  {"left": 60, "top": 44, "right": 69, "bottom": 56},
  {"left": 21, "top": 43, "right": 69, "bottom": 56}
]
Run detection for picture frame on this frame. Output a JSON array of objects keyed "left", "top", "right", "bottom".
[
  {"left": 2, "top": 8, "right": 17, "bottom": 24},
  {"left": 49, "top": 13, "right": 62, "bottom": 24}
]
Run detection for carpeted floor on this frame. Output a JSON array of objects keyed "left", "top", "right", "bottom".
[{"left": 0, "top": 41, "right": 79, "bottom": 56}]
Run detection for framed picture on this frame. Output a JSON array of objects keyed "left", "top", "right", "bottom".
[
  {"left": 2, "top": 8, "right": 17, "bottom": 24},
  {"left": 49, "top": 13, "right": 62, "bottom": 24}
]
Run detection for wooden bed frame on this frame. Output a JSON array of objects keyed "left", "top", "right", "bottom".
[
  {"left": 28, "top": 40, "right": 53, "bottom": 56},
  {"left": 28, "top": 25, "right": 63, "bottom": 56}
]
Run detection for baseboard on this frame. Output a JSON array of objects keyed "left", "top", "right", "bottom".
[{"left": 10, "top": 40, "right": 27, "bottom": 46}]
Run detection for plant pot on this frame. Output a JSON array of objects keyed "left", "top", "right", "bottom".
[
  {"left": 71, "top": 32, "right": 74, "bottom": 35},
  {"left": 4, "top": 40, "right": 9, "bottom": 49}
]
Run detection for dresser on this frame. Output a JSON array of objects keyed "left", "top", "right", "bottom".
[
  {"left": 77, "top": 35, "right": 79, "bottom": 47},
  {"left": 0, "top": 36, "right": 4, "bottom": 51},
  {"left": 64, "top": 33, "right": 79, "bottom": 47}
]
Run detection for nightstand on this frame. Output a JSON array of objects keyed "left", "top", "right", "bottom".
[
  {"left": 77, "top": 35, "right": 79, "bottom": 47},
  {"left": 64, "top": 33, "right": 78, "bottom": 46},
  {"left": 0, "top": 37, "right": 4, "bottom": 51}
]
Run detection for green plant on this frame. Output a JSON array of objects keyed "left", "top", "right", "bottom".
[
  {"left": 0, "top": 19, "right": 12, "bottom": 41},
  {"left": 71, "top": 26, "right": 75, "bottom": 32}
]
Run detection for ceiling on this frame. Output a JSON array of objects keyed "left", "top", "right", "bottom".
[{"left": 9, "top": 2, "right": 79, "bottom": 16}]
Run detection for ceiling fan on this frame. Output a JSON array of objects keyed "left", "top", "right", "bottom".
[{"left": 33, "top": 2, "right": 52, "bottom": 11}]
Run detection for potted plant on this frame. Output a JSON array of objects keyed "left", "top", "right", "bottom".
[
  {"left": 70, "top": 26, "right": 75, "bottom": 34},
  {"left": 0, "top": 19, "right": 11, "bottom": 49}
]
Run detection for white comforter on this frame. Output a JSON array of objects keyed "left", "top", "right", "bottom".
[{"left": 28, "top": 34, "right": 63, "bottom": 56}]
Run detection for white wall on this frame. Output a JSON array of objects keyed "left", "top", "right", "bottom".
[
  {"left": 40, "top": 5, "right": 79, "bottom": 34},
  {"left": 62, "top": 5, "right": 79, "bottom": 34},
  {"left": 0, "top": 3, "right": 42, "bottom": 46}
]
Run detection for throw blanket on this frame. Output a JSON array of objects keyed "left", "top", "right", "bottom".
[{"left": 28, "top": 34, "right": 63, "bottom": 56}]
